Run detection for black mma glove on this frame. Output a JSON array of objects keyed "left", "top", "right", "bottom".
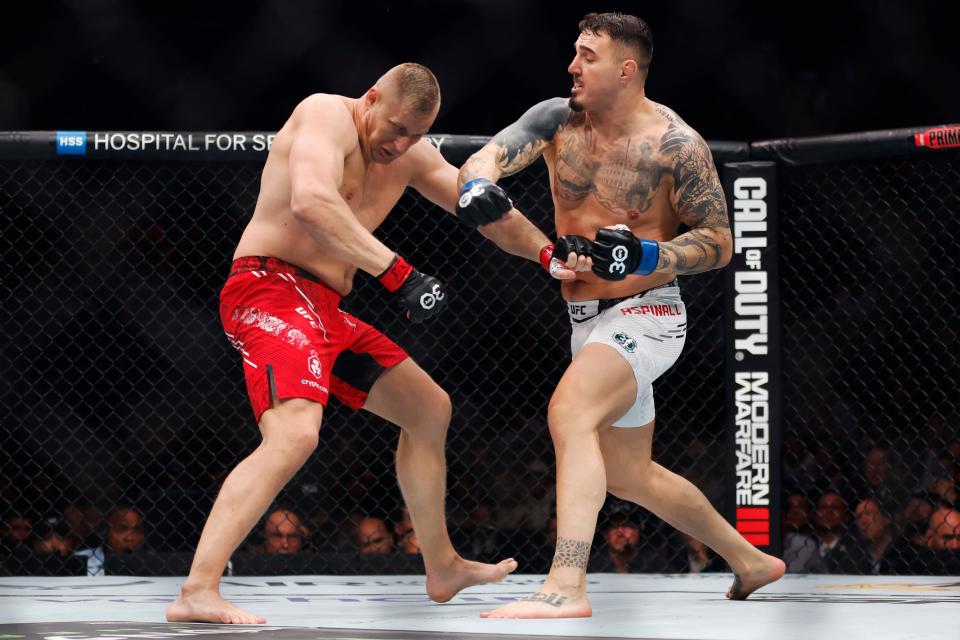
[
  {"left": 456, "top": 179, "right": 512, "bottom": 228},
  {"left": 377, "top": 254, "right": 447, "bottom": 322},
  {"left": 590, "top": 225, "right": 660, "bottom": 281},
  {"left": 540, "top": 235, "right": 593, "bottom": 279}
]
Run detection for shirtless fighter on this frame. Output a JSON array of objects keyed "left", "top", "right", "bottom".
[
  {"left": 166, "top": 63, "right": 577, "bottom": 624},
  {"left": 457, "top": 14, "right": 785, "bottom": 618}
]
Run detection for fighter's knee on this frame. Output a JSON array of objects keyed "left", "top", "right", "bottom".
[
  {"left": 260, "top": 400, "right": 322, "bottom": 459},
  {"left": 548, "top": 408, "right": 592, "bottom": 444},
  {"left": 426, "top": 388, "right": 452, "bottom": 436},
  {"left": 434, "top": 388, "right": 452, "bottom": 423},
  {"left": 286, "top": 424, "right": 320, "bottom": 457},
  {"left": 401, "top": 385, "right": 451, "bottom": 442}
]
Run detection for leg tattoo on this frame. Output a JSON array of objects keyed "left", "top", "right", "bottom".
[{"left": 552, "top": 537, "right": 591, "bottom": 570}]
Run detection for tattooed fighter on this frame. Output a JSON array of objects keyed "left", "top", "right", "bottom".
[{"left": 458, "top": 13, "right": 785, "bottom": 618}]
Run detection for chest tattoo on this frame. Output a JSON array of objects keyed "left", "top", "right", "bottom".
[{"left": 555, "top": 129, "right": 667, "bottom": 214}]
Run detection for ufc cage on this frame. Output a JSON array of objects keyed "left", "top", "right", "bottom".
[{"left": 0, "top": 124, "right": 957, "bottom": 577}]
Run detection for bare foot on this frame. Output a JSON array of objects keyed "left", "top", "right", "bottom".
[
  {"left": 166, "top": 585, "right": 266, "bottom": 624},
  {"left": 726, "top": 553, "right": 786, "bottom": 600},
  {"left": 425, "top": 556, "right": 518, "bottom": 603},
  {"left": 481, "top": 589, "right": 592, "bottom": 619}
]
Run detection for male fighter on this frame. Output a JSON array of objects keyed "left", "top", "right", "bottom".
[
  {"left": 457, "top": 14, "right": 785, "bottom": 618},
  {"left": 167, "top": 63, "right": 575, "bottom": 624}
]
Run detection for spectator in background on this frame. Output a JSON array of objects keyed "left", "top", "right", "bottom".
[
  {"left": 33, "top": 520, "right": 78, "bottom": 558},
  {"left": 886, "top": 493, "right": 937, "bottom": 574},
  {"left": 63, "top": 502, "right": 103, "bottom": 550},
  {"left": 589, "top": 513, "right": 666, "bottom": 574},
  {"left": 393, "top": 507, "right": 414, "bottom": 547},
  {"left": 262, "top": 509, "right": 309, "bottom": 555},
  {"left": 837, "top": 498, "right": 894, "bottom": 574},
  {"left": 1, "top": 515, "right": 34, "bottom": 554},
  {"left": 925, "top": 508, "right": 960, "bottom": 550},
  {"left": 789, "top": 490, "right": 855, "bottom": 573},
  {"left": 354, "top": 517, "right": 393, "bottom": 555},
  {"left": 782, "top": 492, "right": 818, "bottom": 572},
  {"left": 813, "top": 491, "right": 858, "bottom": 573},
  {"left": 677, "top": 533, "right": 725, "bottom": 574},
  {"left": 850, "top": 446, "right": 909, "bottom": 516},
  {"left": 400, "top": 530, "right": 421, "bottom": 554},
  {"left": 927, "top": 478, "right": 958, "bottom": 509},
  {"left": 75, "top": 506, "right": 146, "bottom": 576},
  {"left": 393, "top": 507, "right": 421, "bottom": 554},
  {"left": 898, "top": 493, "right": 936, "bottom": 542}
]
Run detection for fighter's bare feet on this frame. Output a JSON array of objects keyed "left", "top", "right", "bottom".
[
  {"left": 481, "top": 587, "right": 592, "bottom": 619},
  {"left": 726, "top": 553, "right": 786, "bottom": 600},
  {"left": 166, "top": 585, "right": 266, "bottom": 624},
  {"left": 425, "top": 556, "right": 518, "bottom": 603}
]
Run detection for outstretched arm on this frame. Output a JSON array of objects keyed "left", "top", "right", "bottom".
[
  {"left": 409, "top": 141, "right": 561, "bottom": 264},
  {"left": 448, "top": 98, "right": 587, "bottom": 277},
  {"left": 458, "top": 97, "right": 572, "bottom": 188}
]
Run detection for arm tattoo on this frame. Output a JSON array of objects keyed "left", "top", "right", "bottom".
[
  {"left": 457, "top": 98, "right": 569, "bottom": 189},
  {"left": 458, "top": 152, "right": 498, "bottom": 188},
  {"left": 491, "top": 97, "right": 571, "bottom": 177},
  {"left": 655, "top": 111, "right": 731, "bottom": 275},
  {"left": 552, "top": 537, "right": 591, "bottom": 570}
]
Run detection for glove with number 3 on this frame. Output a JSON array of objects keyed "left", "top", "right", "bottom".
[
  {"left": 377, "top": 254, "right": 447, "bottom": 322},
  {"left": 590, "top": 226, "right": 660, "bottom": 281}
]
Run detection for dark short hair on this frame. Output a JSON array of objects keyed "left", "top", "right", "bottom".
[
  {"left": 603, "top": 512, "right": 641, "bottom": 532},
  {"left": 579, "top": 12, "right": 653, "bottom": 69}
]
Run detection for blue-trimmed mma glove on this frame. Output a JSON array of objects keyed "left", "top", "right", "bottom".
[
  {"left": 539, "top": 235, "right": 592, "bottom": 279},
  {"left": 456, "top": 179, "right": 512, "bottom": 228},
  {"left": 377, "top": 254, "right": 447, "bottom": 322},
  {"left": 590, "top": 225, "right": 660, "bottom": 281}
]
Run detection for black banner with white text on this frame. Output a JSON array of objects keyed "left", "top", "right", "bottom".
[{"left": 723, "top": 161, "right": 783, "bottom": 556}]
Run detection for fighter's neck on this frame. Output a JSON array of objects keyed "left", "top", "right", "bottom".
[
  {"left": 584, "top": 90, "right": 650, "bottom": 139},
  {"left": 348, "top": 98, "right": 374, "bottom": 163}
]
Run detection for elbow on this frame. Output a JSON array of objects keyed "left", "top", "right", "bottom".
[
  {"left": 717, "top": 232, "right": 734, "bottom": 269},
  {"left": 456, "top": 163, "right": 475, "bottom": 190},
  {"left": 290, "top": 191, "right": 335, "bottom": 228}
]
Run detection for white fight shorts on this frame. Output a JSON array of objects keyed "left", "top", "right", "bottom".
[{"left": 568, "top": 280, "right": 686, "bottom": 427}]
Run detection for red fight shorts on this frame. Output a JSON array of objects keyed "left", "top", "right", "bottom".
[{"left": 220, "top": 256, "right": 408, "bottom": 422}]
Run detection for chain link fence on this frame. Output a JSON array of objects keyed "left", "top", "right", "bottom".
[
  {"left": 2, "top": 133, "right": 957, "bottom": 577},
  {"left": 0, "top": 151, "right": 727, "bottom": 576},
  {"left": 777, "top": 151, "right": 960, "bottom": 575}
]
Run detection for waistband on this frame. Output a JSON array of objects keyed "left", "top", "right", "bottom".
[
  {"left": 229, "top": 256, "right": 328, "bottom": 287},
  {"left": 568, "top": 279, "right": 679, "bottom": 323}
]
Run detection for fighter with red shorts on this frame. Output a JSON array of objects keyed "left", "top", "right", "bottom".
[{"left": 167, "top": 64, "right": 581, "bottom": 625}]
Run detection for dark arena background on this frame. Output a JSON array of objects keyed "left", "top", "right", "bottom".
[{"left": 1, "top": 2, "right": 958, "bottom": 640}]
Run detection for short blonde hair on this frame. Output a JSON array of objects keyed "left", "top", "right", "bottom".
[{"left": 377, "top": 63, "right": 440, "bottom": 115}]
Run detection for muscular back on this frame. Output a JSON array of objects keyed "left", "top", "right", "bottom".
[
  {"left": 233, "top": 94, "right": 415, "bottom": 295},
  {"left": 462, "top": 97, "right": 730, "bottom": 301}
]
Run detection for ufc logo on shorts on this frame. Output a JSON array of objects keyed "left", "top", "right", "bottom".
[
  {"left": 609, "top": 245, "right": 628, "bottom": 275},
  {"left": 419, "top": 284, "right": 444, "bottom": 310}
]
